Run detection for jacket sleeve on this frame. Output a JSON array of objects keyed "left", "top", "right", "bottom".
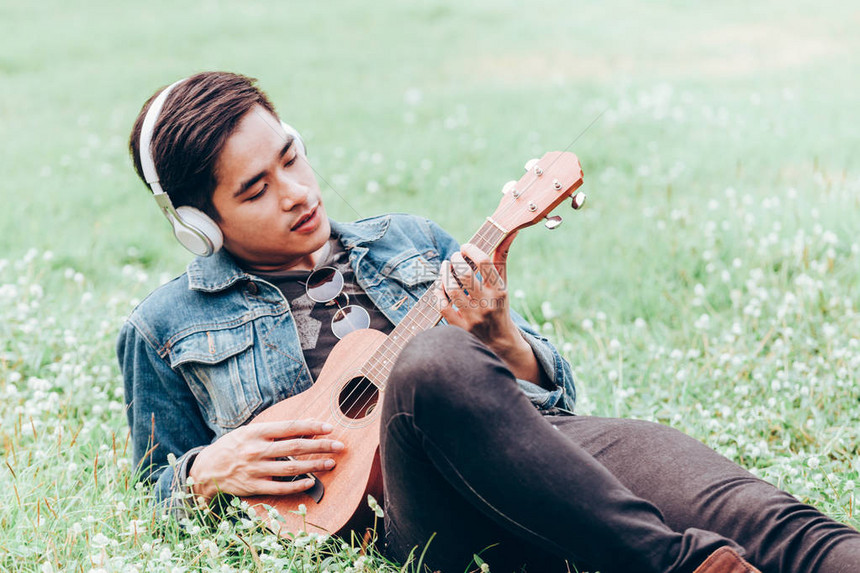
[
  {"left": 117, "top": 319, "right": 214, "bottom": 516},
  {"left": 424, "top": 218, "right": 577, "bottom": 412}
]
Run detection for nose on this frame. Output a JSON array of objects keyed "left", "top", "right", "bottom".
[{"left": 274, "top": 170, "right": 310, "bottom": 211}]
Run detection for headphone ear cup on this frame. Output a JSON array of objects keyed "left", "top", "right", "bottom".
[
  {"left": 173, "top": 206, "right": 224, "bottom": 257},
  {"left": 280, "top": 121, "right": 307, "bottom": 156}
]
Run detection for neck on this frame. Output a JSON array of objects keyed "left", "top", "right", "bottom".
[{"left": 232, "top": 242, "right": 329, "bottom": 274}]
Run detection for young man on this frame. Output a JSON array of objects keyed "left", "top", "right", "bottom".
[{"left": 120, "top": 71, "right": 860, "bottom": 572}]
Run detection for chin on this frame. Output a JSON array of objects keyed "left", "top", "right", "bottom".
[{"left": 315, "top": 214, "right": 332, "bottom": 240}]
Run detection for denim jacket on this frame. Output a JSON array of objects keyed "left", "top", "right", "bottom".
[{"left": 117, "top": 213, "right": 577, "bottom": 510}]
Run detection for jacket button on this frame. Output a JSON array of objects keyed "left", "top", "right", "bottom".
[{"left": 246, "top": 282, "right": 258, "bottom": 295}]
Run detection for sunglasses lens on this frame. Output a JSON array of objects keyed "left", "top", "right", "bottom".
[
  {"left": 331, "top": 305, "right": 371, "bottom": 339},
  {"left": 306, "top": 267, "right": 344, "bottom": 303}
]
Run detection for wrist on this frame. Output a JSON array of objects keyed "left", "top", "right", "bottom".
[
  {"left": 488, "top": 328, "right": 530, "bottom": 362},
  {"left": 489, "top": 329, "right": 541, "bottom": 383},
  {"left": 188, "top": 448, "right": 218, "bottom": 503}
]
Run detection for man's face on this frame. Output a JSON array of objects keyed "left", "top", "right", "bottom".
[{"left": 211, "top": 105, "right": 329, "bottom": 271}]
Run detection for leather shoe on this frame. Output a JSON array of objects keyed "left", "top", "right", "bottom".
[{"left": 692, "top": 546, "right": 761, "bottom": 573}]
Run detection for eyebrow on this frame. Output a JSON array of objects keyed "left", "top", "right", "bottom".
[{"left": 232, "top": 138, "right": 294, "bottom": 198}]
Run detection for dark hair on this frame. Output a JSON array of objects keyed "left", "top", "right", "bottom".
[{"left": 128, "top": 71, "right": 277, "bottom": 220}]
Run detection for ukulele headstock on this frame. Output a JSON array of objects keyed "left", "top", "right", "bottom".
[{"left": 492, "top": 151, "right": 585, "bottom": 233}]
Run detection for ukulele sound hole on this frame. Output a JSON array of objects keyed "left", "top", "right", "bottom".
[{"left": 338, "top": 376, "right": 379, "bottom": 420}]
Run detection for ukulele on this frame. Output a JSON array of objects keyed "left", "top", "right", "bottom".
[{"left": 243, "top": 151, "right": 585, "bottom": 536}]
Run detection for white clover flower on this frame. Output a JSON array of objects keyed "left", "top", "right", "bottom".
[
  {"left": 0, "top": 284, "right": 19, "bottom": 298},
  {"left": 127, "top": 520, "right": 145, "bottom": 536},
  {"left": 91, "top": 533, "right": 111, "bottom": 548},
  {"left": 404, "top": 88, "right": 422, "bottom": 105},
  {"left": 365, "top": 180, "right": 380, "bottom": 194},
  {"left": 581, "top": 318, "right": 593, "bottom": 331},
  {"left": 540, "top": 301, "right": 557, "bottom": 319},
  {"left": 201, "top": 539, "right": 219, "bottom": 557},
  {"left": 822, "top": 231, "right": 838, "bottom": 245},
  {"left": 807, "top": 456, "right": 820, "bottom": 469}
]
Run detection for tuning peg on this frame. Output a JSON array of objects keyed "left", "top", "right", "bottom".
[
  {"left": 524, "top": 158, "right": 539, "bottom": 172},
  {"left": 544, "top": 215, "right": 563, "bottom": 230},
  {"left": 571, "top": 191, "right": 587, "bottom": 210},
  {"left": 501, "top": 180, "right": 517, "bottom": 195}
]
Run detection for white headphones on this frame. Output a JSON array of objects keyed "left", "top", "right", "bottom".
[{"left": 138, "top": 78, "right": 307, "bottom": 256}]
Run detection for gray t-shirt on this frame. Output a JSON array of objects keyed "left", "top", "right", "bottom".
[{"left": 253, "top": 237, "right": 394, "bottom": 381}]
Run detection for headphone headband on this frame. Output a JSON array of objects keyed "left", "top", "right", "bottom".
[{"left": 139, "top": 79, "right": 186, "bottom": 193}]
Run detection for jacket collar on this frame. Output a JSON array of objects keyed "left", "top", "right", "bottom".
[{"left": 186, "top": 216, "right": 391, "bottom": 292}]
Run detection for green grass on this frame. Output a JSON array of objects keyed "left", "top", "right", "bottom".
[{"left": 1, "top": 0, "right": 859, "bottom": 570}]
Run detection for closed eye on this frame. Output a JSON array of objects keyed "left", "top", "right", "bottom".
[{"left": 246, "top": 184, "right": 267, "bottom": 202}]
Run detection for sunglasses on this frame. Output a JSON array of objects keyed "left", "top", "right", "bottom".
[{"left": 305, "top": 267, "right": 371, "bottom": 339}]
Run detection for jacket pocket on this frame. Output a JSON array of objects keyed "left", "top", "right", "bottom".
[
  {"left": 167, "top": 323, "right": 263, "bottom": 430},
  {"left": 381, "top": 248, "right": 439, "bottom": 288}
]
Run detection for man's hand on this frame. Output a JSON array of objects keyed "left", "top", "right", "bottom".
[
  {"left": 435, "top": 233, "right": 543, "bottom": 384},
  {"left": 188, "top": 419, "right": 344, "bottom": 503}
]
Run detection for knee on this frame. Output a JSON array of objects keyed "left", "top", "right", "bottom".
[
  {"left": 387, "top": 325, "right": 478, "bottom": 391},
  {"left": 385, "top": 325, "right": 514, "bottom": 404}
]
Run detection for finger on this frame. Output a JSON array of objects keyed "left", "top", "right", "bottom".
[
  {"left": 252, "top": 476, "right": 319, "bottom": 497},
  {"left": 428, "top": 282, "right": 448, "bottom": 312},
  {"left": 252, "top": 419, "right": 334, "bottom": 439},
  {"left": 438, "top": 262, "right": 469, "bottom": 325},
  {"left": 442, "top": 260, "right": 474, "bottom": 314},
  {"left": 460, "top": 243, "right": 491, "bottom": 269},
  {"left": 440, "top": 260, "right": 465, "bottom": 301},
  {"left": 433, "top": 280, "right": 466, "bottom": 327},
  {"left": 267, "top": 438, "right": 345, "bottom": 458},
  {"left": 461, "top": 243, "right": 505, "bottom": 292},
  {"left": 448, "top": 251, "right": 478, "bottom": 294},
  {"left": 260, "top": 456, "right": 337, "bottom": 477}
]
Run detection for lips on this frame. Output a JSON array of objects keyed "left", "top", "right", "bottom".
[{"left": 291, "top": 205, "right": 319, "bottom": 231}]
